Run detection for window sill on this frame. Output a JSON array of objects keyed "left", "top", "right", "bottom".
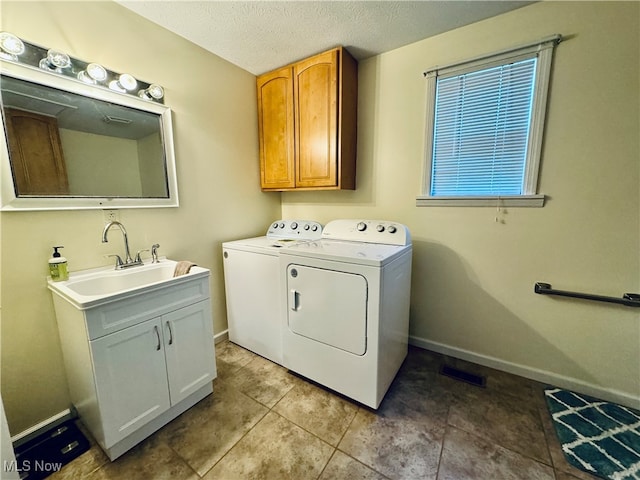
[{"left": 416, "top": 195, "right": 545, "bottom": 207}]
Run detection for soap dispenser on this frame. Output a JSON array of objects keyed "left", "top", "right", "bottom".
[{"left": 49, "top": 246, "right": 68, "bottom": 282}]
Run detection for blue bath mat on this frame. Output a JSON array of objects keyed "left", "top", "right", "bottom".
[{"left": 545, "top": 388, "right": 640, "bottom": 480}]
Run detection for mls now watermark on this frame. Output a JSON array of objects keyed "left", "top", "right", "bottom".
[{"left": 4, "top": 459, "right": 63, "bottom": 475}]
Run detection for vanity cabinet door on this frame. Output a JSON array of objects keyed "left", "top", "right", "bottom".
[
  {"left": 163, "top": 300, "right": 217, "bottom": 405},
  {"left": 91, "top": 318, "right": 170, "bottom": 447}
]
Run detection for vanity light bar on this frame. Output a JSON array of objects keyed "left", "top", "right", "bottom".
[{"left": 0, "top": 32, "right": 164, "bottom": 104}]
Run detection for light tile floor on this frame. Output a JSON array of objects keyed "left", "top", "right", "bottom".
[{"left": 51, "top": 341, "right": 598, "bottom": 479}]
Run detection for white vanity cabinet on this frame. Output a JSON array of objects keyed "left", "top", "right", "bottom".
[{"left": 51, "top": 271, "right": 216, "bottom": 460}]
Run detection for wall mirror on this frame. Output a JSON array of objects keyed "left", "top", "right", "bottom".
[{"left": 0, "top": 60, "right": 179, "bottom": 210}]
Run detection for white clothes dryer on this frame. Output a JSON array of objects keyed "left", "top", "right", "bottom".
[
  {"left": 279, "top": 219, "right": 412, "bottom": 409},
  {"left": 222, "top": 220, "right": 322, "bottom": 364}
]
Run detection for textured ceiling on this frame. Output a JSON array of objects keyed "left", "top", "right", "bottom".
[{"left": 117, "top": 1, "right": 534, "bottom": 75}]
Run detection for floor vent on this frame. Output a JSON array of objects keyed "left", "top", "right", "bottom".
[
  {"left": 13, "top": 420, "right": 90, "bottom": 480},
  {"left": 439, "top": 364, "right": 487, "bottom": 388}
]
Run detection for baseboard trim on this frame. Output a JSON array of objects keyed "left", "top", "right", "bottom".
[
  {"left": 214, "top": 329, "right": 229, "bottom": 344},
  {"left": 11, "top": 408, "right": 74, "bottom": 447},
  {"left": 409, "top": 335, "right": 640, "bottom": 410}
]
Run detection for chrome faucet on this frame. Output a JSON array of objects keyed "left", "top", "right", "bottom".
[{"left": 102, "top": 221, "right": 143, "bottom": 269}]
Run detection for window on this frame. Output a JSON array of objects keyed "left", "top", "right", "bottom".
[{"left": 418, "top": 35, "right": 561, "bottom": 207}]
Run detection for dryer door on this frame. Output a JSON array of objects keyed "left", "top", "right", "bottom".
[{"left": 286, "top": 264, "right": 367, "bottom": 355}]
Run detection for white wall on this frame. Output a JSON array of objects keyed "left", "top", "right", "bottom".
[
  {"left": 0, "top": 1, "right": 281, "bottom": 434},
  {"left": 282, "top": 1, "right": 640, "bottom": 407}
]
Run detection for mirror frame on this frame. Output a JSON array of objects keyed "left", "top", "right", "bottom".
[{"left": 0, "top": 60, "right": 179, "bottom": 211}]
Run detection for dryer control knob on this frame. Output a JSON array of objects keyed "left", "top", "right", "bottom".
[
  {"left": 291, "top": 222, "right": 298, "bottom": 230},
  {"left": 312, "top": 225, "right": 318, "bottom": 231},
  {"left": 376, "top": 225, "right": 385, "bottom": 232},
  {"left": 304, "top": 224, "right": 310, "bottom": 230},
  {"left": 272, "top": 223, "right": 279, "bottom": 229},
  {"left": 388, "top": 225, "right": 397, "bottom": 233},
  {"left": 356, "top": 222, "right": 367, "bottom": 232},
  {"left": 279, "top": 222, "right": 285, "bottom": 228}
]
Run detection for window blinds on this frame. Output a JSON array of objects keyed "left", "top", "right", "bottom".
[{"left": 430, "top": 58, "right": 537, "bottom": 196}]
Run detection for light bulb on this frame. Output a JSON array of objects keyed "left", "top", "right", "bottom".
[
  {"left": 39, "top": 49, "right": 71, "bottom": 71},
  {"left": 0, "top": 32, "right": 25, "bottom": 61},
  {"left": 138, "top": 84, "right": 164, "bottom": 101},
  {"left": 109, "top": 73, "right": 137, "bottom": 93},
  {"left": 78, "top": 63, "right": 108, "bottom": 84}
]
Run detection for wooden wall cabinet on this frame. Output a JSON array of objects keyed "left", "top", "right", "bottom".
[{"left": 257, "top": 47, "right": 357, "bottom": 191}]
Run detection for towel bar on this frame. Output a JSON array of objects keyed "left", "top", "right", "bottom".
[{"left": 534, "top": 282, "right": 640, "bottom": 307}]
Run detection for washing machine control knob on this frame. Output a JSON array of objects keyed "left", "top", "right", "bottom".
[
  {"left": 272, "top": 223, "right": 279, "bottom": 229},
  {"left": 376, "top": 225, "right": 385, "bottom": 232},
  {"left": 356, "top": 222, "right": 367, "bottom": 232},
  {"left": 279, "top": 222, "right": 285, "bottom": 228},
  {"left": 304, "top": 224, "right": 310, "bottom": 230},
  {"left": 291, "top": 222, "right": 298, "bottom": 230},
  {"left": 388, "top": 225, "right": 397, "bottom": 233},
  {"left": 312, "top": 225, "right": 318, "bottom": 231}
]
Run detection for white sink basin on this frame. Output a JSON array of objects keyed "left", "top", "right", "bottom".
[{"left": 48, "top": 259, "right": 209, "bottom": 309}]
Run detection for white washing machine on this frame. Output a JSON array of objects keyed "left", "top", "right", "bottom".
[
  {"left": 222, "top": 220, "right": 322, "bottom": 364},
  {"left": 280, "top": 219, "right": 412, "bottom": 409}
]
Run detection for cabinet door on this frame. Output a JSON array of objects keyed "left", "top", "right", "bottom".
[
  {"left": 163, "top": 301, "right": 217, "bottom": 405},
  {"left": 91, "top": 318, "right": 170, "bottom": 447},
  {"left": 294, "top": 49, "right": 338, "bottom": 188},
  {"left": 257, "top": 66, "right": 295, "bottom": 190}
]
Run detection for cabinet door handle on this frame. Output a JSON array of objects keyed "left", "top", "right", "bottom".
[
  {"left": 154, "top": 326, "right": 161, "bottom": 351},
  {"left": 166, "top": 321, "right": 173, "bottom": 345}
]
